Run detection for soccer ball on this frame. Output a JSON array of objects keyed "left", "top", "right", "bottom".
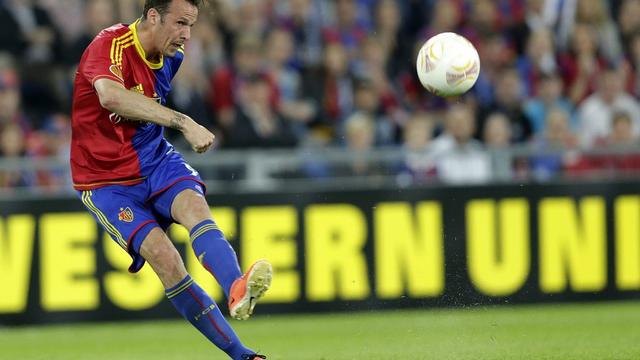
[{"left": 416, "top": 32, "right": 480, "bottom": 97}]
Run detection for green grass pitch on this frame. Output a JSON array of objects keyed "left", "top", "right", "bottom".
[{"left": 2, "top": 301, "right": 640, "bottom": 360}]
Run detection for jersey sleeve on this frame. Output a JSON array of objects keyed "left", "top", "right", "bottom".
[{"left": 81, "top": 36, "right": 126, "bottom": 87}]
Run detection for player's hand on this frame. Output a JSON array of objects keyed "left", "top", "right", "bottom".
[{"left": 182, "top": 118, "right": 215, "bottom": 153}]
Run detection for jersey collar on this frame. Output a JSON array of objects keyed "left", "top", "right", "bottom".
[{"left": 129, "top": 19, "right": 163, "bottom": 70}]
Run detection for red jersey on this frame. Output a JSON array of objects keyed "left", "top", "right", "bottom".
[{"left": 71, "top": 20, "right": 184, "bottom": 190}]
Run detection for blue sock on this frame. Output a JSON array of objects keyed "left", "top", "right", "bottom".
[
  {"left": 166, "top": 275, "right": 254, "bottom": 360},
  {"left": 190, "top": 219, "right": 242, "bottom": 297}
]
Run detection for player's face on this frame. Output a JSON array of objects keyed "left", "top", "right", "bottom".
[{"left": 157, "top": 0, "right": 198, "bottom": 56}]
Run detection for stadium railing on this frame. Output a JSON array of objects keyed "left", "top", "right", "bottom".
[{"left": 1, "top": 144, "right": 640, "bottom": 198}]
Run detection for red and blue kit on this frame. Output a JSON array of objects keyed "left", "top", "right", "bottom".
[
  {"left": 71, "top": 19, "right": 187, "bottom": 189},
  {"left": 71, "top": 20, "right": 205, "bottom": 272}
]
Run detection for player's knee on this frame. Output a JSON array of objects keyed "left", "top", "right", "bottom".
[
  {"left": 164, "top": 250, "right": 187, "bottom": 280},
  {"left": 143, "top": 240, "right": 187, "bottom": 285},
  {"left": 161, "top": 247, "right": 185, "bottom": 272},
  {"left": 172, "top": 190, "right": 211, "bottom": 230},
  {"left": 189, "top": 195, "right": 210, "bottom": 219}
]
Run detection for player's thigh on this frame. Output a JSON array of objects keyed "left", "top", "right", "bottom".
[
  {"left": 78, "top": 185, "right": 160, "bottom": 273},
  {"left": 152, "top": 181, "right": 210, "bottom": 231},
  {"left": 148, "top": 152, "right": 210, "bottom": 230},
  {"left": 139, "top": 227, "right": 188, "bottom": 288},
  {"left": 170, "top": 188, "right": 212, "bottom": 230}
]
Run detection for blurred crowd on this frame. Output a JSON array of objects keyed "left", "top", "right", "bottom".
[{"left": 2, "top": 0, "right": 640, "bottom": 190}]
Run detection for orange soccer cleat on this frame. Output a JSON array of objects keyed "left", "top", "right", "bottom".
[{"left": 228, "top": 259, "right": 272, "bottom": 320}]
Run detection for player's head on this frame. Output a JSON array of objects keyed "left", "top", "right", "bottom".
[{"left": 141, "top": 0, "right": 202, "bottom": 57}]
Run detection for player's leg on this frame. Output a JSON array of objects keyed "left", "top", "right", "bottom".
[
  {"left": 170, "top": 189, "right": 272, "bottom": 320},
  {"left": 171, "top": 187, "right": 243, "bottom": 296},
  {"left": 139, "top": 228, "right": 263, "bottom": 360},
  {"left": 147, "top": 152, "right": 271, "bottom": 319},
  {"left": 78, "top": 187, "right": 263, "bottom": 359}
]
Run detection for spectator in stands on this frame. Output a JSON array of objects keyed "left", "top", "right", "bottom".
[
  {"left": 436, "top": 105, "right": 491, "bottom": 184},
  {"left": 216, "top": 0, "right": 271, "bottom": 40},
  {"left": 353, "top": 35, "right": 405, "bottom": 134},
  {"left": 419, "top": 0, "right": 461, "bottom": 41},
  {"left": 542, "top": 107, "right": 579, "bottom": 149},
  {"left": 264, "top": 27, "right": 315, "bottom": 131},
  {"left": 353, "top": 35, "right": 386, "bottom": 80},
  {"left": 344, "top": 112, "right": 376, "bottom": 151},
  {"left": 209, "top": 34, "right": 277, "bottom": 130},
  {"left": 478, "top": 67, "right": 533, "bottom": 143},
  {"left": 524, "top": 73, "right": 576, "bottom": 136},
  {"left": 372, "top": 0, "right": 411, "bottom": 78},
  {"left": 301, "top": 41, "right": 355, "bottom": 134},
  {"left": 509, "top": 0, "right": 558, "bottom": 56},
  {"left": 617, "top": 0, "right": 640, "bottom": 54},
  {"left": 530, "top": 107, "right": 578, "bottom": 181},
  {"left": 236, "top": 0, "right": 271, "bottom": 37},
  {"left": 396, "top": 112, "right": 436, "bottom": 184},
  {"left": 29, "top": 113, "right": 70, "bottom": 159},
  {"left": 302, "top": 112, "right": 380, "bottom": 179},
  {"left": 38, "top": 0, "right": 84, "bottom": 44},
  {"left": 466, "top": 0, "right": 502, "bottom": 40},
  {"left": 226, "top": 74, "right": 296, "bottom": 149},
  {"left": 349, "top": 78, "right": 395, "bottom": 145},
  {"left": 190, "top": 12, "right": 226, "bottom": 74},
  {"left": 0, "top": 67, "right": 31, "bottom": 132},
  {"left": 558, "top": 23, "right": 606, "bottom": 104},
  {"left": 0, "top": 0, "right": 63, "bottom": 64},
  {"left": 605, "top": 111, "right": 639, "bottom": 147},
  {"left": 624, "top": 31, "right": 640, "bottom": 98},
  {"left": 472, "top": 33, "right": 516, "bottom": 107},
  {"left": 0, "top": 0, "right": 64, "bottom": 121},
  {"left": 341, "top": 112, "right": 380, "bottom": 176},
  {"left": 114, "top": 0, "right": 142, "bottom": 23},
  {"left": 483, "top": 112, "right": 512, "bottom": 148},
  {"left": 168, "top": 53, "right": 213, "bottom": 144},
  {"left": 483, "top": 112, "right": 514, "bottom": 181},
  {"left": 557, "top": 0, "right": 623, "bottom": 63},
  {"left": 0, "top": 123, "right": 34, "bottom": 189},
  {"left": 568, "top": 111, "right": 640, "bottom": 176},
  {"left": 575, "top": 0, "right": 622, "bottom": 62},
  {"left": 66, "top": 0, "right": 115, "bottom": 65},
  {"left": 403, "top": 112, "right": 434, "bottom": 152},
  {"left": 517, "top": 27, "right": 558, "bottom": 97},
  {"left": 578, "top": 67, "right": 640, "bottom": 148},
  {"left": 275, "top": 0, "right": 323, "bottom": 68},
  {"left": 322, "top": 0, "right": 370, "bottom": 58},
  {"left": 28, "top": 113, "right": 71, "bottom": 190}
]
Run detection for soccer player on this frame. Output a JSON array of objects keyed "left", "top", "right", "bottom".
[{"left": 70, "top": 1, "right": 270, "bottom": 359}]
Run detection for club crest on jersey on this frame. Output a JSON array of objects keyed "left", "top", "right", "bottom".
[{"left": 118, "top": 207, "right": 134, "bottom": 222}]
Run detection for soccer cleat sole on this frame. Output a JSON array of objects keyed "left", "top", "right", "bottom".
[{"left": 230, "top": 260, "right": 272, "bottom": 320}]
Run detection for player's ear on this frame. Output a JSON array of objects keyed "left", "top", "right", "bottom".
[{"left": 147, "top": 8, "right": 160, "bottom": 26}]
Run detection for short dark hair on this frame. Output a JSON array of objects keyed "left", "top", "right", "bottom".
[
  {"left": 613, "top": 111, "right": 631, "bottom": 125},
  {"left": 142, "top": 0, "right": 202, "bottom": 19}
]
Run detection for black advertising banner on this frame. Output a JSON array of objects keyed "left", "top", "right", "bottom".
[{"left": 2, "top": 181, "right": 640, "bottom": 325}]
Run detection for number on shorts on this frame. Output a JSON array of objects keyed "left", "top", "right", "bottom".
[{"left": 184, "top": 163, "right": 199, "bottom": 176}]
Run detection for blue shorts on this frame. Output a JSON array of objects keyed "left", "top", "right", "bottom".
[{"left": 77, "top": 151, "right": 206, "bottom": 273}]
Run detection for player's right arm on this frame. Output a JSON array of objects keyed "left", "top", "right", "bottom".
[{"left": 94, "top": 78, "right": 214, "bottom": 153}]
